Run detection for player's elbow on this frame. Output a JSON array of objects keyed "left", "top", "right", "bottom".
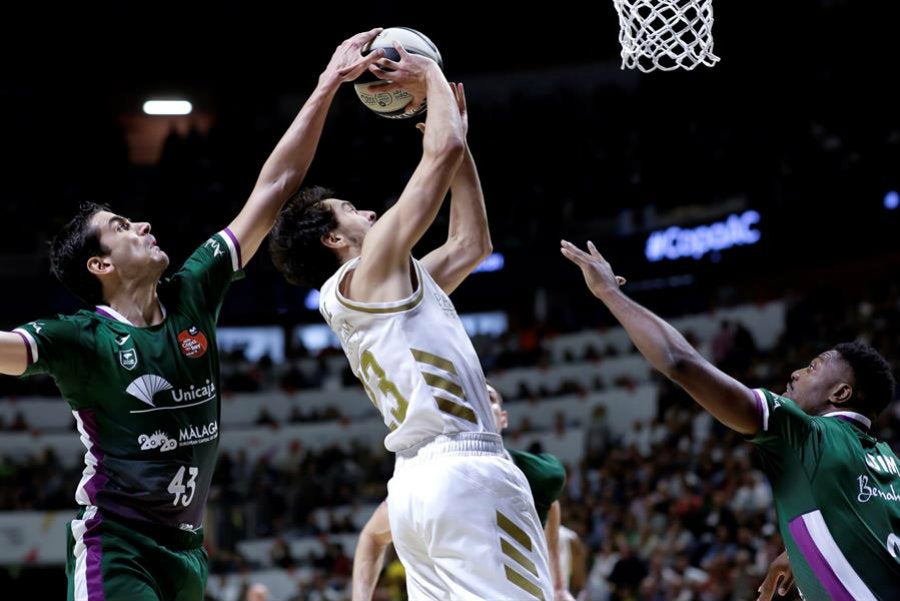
[
  {"left": 425, "top": 134, "right": 466, "bottom": 165},
  {"left": 660, "top": 347, "right": 703, "bottom": 382},
  {"left": 467, "top": 238, "right": 493, "bottom": 263}
]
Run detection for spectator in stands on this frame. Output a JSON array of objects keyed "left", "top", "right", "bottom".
[{"left": 246, "top": 582, "right": 269, "bottom": 601}]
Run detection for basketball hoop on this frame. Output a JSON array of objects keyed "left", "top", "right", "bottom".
[{"left": 612, "top": 0, "right": 719, "bottom": 72}]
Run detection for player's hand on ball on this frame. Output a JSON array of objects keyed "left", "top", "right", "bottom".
[
  {"left": 560, "top": 240, "right": 627, "bottom": 299},
  {"left": 322, "top": 28, "right": 386, "bottom": 85},
  {"left": 368, "top": 42, "right": 437, "bottom": 112}
]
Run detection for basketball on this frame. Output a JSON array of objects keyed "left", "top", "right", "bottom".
[{"left": 353, "top": 27, "right": 443, "bottom": 120}]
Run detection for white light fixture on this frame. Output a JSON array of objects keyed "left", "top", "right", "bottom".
[{"left": 142, "top": 100, "right": 192, "bottom": 115}]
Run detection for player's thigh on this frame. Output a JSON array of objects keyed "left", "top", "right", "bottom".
[
  {"left": 171, "top": 546, "right": 209, "bottom": 601},
  {"left": 66, "top": 519, "right": 161, "bottom": 601},
  {"left": 425, "top": 456, "right": 552, "bottom": 600},
  {"left": 386, "top": 478, "right": 447, "bottom": 600}
]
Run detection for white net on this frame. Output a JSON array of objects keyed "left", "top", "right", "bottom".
[{"left": 612, "top": 0, "right": 719, "bottom": 72}]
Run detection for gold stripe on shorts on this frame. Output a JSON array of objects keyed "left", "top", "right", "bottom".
[
  {"left": 504, "top": 565, "right": 545, "bottom": 601},
  {"left": 500, "top": 538, "right": 538, "bottom": 577},
  {"left": 496, "top": 511, "right": 532, "bottom": 551}
]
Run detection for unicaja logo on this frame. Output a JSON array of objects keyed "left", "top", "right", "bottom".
[
  {"left": 126, "top": 375, "right": 174, "bottom": 408},
  {"left": 171, "top": 379, "right": 216, "bottom": 403}
]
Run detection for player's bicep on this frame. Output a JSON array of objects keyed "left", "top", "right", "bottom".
[
  {"left": 672, "top": 355, "right": 760, "bottom": 435},
  {"left": 0, "top": 331, "right": 30, "bottom": 376},
  {"left": 8, "top": 318, "right": 83, "bottom": 377},
  {"left": 227, "top": 181, "right": 288, "bottom": 266},
  {"left": 419, "top": 243, "right": 478, "bottom": 294},
  {"left": 356, "top": 156, "right": 457, "bottom": 285}
]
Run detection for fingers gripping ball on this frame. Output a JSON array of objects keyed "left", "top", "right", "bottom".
[{"left": 353, "top": 27, "right": 443, "bottom": 120}]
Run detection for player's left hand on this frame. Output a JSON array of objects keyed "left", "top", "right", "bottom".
[
  {"left": 757, "top": 551, "right": 795, "bottom": 601},
  {"left": 322, "top": 28, "right": 385, "bottom": 85},
  {"left": 560, "top": 240, "right": 626, "bottom": 300}
]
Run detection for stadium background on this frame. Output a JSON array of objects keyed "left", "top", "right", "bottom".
[{"left": 2, "top": 1, "right": 899, "bottom": 599}]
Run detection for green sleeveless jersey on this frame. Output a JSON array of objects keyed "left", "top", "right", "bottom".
[
  {"left": 751, "top": 388, "right": 900, "bottom": 600},
  {"left": 14, "top": 229, "right": 243, "bottom": 531},
  {"left": 508, "top": 449, "right": 567, "bottom": 526}
]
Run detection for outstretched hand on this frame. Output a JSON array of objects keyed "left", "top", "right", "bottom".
[
  {"left": 322, "top": 28, "right": 385, "bottom": 84},
  {"left": 560, "top": 240, "right": 626, "bottom": 299}
]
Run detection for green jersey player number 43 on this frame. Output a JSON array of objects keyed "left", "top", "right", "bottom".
[{"left": 0, "top": 27, "right": 389, "bottom": 601}]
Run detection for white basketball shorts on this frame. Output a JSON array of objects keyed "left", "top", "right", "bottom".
[{"left": 387, "top": 432, "right": 552, "bottom": 601}]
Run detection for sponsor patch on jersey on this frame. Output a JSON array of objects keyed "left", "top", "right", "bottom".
[
  {"left": 138, "top": 430, "right": 178, "bottom": 452},
  {"left": 119, "top": 347, "right": 139, "bottom": 371},
  {"left": 178, "top": 326, "right": 208, "bottom": 359}
]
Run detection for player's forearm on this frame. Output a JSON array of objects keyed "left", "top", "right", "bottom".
[
  {"left": 351, "top": 538, "right": 387, "bottom": 601},
  {"left": 598, "top": 289, "right": 699, "bottom": 377},
  {"left": 597, "top": 289, "right": 758, "bottom": 433},
  {"left": 254, "top": 77, "right": 339, "bottom": 198},
  {"left": 0, "top": 331, "right": 28, "bottom": 376},
  {"left": 230, "top": 79, "right": 339, "bottom": 262},
  {"left": 446, "top": 146, "right": 491, "bottom": 259},
  {"left": 421, "top": 68, "right": 465, "bottom": 161}
]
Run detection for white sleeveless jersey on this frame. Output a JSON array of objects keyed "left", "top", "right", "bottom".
[{"left": 319, "top": 257, "right": 497, "bottom": 452}]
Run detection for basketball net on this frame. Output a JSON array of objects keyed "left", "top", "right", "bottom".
[{"left": 612, "top": 0, "right": 719, "bottom": 72}]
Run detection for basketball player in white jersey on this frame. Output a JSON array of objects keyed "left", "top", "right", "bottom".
[{"left": 269, "top": 47, "right": 552, "bottom": 601}]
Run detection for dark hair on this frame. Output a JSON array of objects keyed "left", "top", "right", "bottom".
[
  {"left": 49, "top": 202, "right": 110, "bottom": 305},
  {"left": 834, "top": 341, "right": 896, "bottom": 417},
  {"left": 269, "top": 186, "right": 341, "bottom": 288}
]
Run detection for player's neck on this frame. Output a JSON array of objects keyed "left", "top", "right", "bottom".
[
  {"left": 338, "top": 246, "right": 362, "bottom": 265},
  {"left": 820, "top": 406, "right": 873, "bottom": 430},
  {"left": 100, "top": 283, "right": 165, "bottom": 327}
]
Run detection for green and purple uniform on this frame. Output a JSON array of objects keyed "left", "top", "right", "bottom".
[
  {"left": 508, "top": 449, "right": 567, "bottom": 527},
  {"left": 751, "top": 388, "right": 900, "bottom": 600},
  {"left": 15, "top": 229, "right": 243, "bottom": 601}
]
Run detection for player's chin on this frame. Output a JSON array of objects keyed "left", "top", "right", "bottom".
[{"left": 152, "top": 250, "right": 171, "bottom": 269}]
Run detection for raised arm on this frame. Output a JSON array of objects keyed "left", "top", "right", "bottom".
[
  {"left": 560, "top": 240, "right": 759, "bottom": 435},
  {"left": 226, "top": 28, "right": 385, "bottom": 265},
  {"left": 0, "top": 332, "right": 29, "bottom": 376},
  {"left": 352, "top": 501, "right": 394, "bottom": 601},
  {"left": 348, "top": 45, "right": 466, "bottom": 303},
  {"left": 420, "top": 83, "right": 492, "bottom": 294}
]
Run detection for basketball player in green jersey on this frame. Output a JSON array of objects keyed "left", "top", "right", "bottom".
[
  {"left": 0, "top": 28, "right": 386, "bottom": 601},
  {"left": 561, "top": 240, "right": 899, "bottom": 600},
  {"left": 351, "top": 383, "right": 576, "bottom": 601}
]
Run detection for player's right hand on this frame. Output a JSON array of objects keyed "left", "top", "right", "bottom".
[
  {"left": 368, "top": 42, "right": 440, "bottom": 111},
  {"left": 757, "top": 551, "right": 795, "bottom": 601},
  {"left": 560, "top": 240, "right": 627, "bottom": 300}
]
